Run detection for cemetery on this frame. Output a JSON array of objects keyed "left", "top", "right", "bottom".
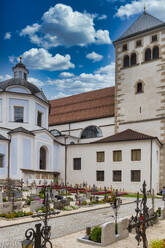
[
  {"left": 0, "top": 180, "right": 165, "bottom": 248},
  {"left": 0, "top": 180, "right": 129, "bottom": 219}
]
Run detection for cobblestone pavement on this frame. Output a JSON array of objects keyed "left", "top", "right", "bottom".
[{"left": 0, "top": 198, "right": 163, "bottom": 247}]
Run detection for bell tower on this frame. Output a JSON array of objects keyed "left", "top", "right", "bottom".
[{"left": 113, "top": 11, "right": 165, "bottom": 190}]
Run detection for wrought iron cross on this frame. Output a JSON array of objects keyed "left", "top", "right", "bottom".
[
  {"left": 128, "top": 181, "right": 157, "bottom": 248},
  {"left": 24, "top": 184, "right": 60, "bottom": 248}
]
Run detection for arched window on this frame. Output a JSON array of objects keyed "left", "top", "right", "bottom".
[
  {"left": 153, "top": 46, "right": 159, "bottom": 60},
  {"left": 123, "top": 55, "right": 129, "bottom": 68},
  {"left": 136, "top": 82, "right": 143, "bottom": 93},
  {"left": 145, "top": 48, "right": 151, "bottom": 62},
  {"left": 40, "top": 146, "right": 47, "bottom": 170},
  {"left": 131, "top": 53, "right": 137, "bottom": 66},
  {"left": 81, "top": 126, "right": 102, "bottom": 139}
]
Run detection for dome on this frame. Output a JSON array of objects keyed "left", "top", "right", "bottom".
[{"left": 0, "top": 78, "right": 40, "bottom": 95}]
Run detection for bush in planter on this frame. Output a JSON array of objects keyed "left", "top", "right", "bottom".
[{"left": 90, "top": 226, "right": 101, "bottom": 243}]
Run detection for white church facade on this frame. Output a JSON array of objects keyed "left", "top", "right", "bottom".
[
  {"left": 0, "top": 60, "right": 65, "bottom": 185},
  {"left": 0, "top": 11, "right": 165, "bottom": 193}
]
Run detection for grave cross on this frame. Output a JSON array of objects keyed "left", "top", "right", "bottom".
[
  {"left": 128, "top": 181, "right": 157, "bottom": 248},
  {"left": 23, "top": 185, "right": 60, "bottom": 248}
]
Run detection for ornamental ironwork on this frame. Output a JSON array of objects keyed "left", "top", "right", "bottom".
[
  {"left": 128, "top": 181, "right": 157, "bottom": 248},
  {"left": 23, "top": 184, "right": 60, "bottom": 248}
]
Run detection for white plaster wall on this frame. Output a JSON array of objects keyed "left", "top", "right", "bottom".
[
  {"left": 67, "top": 140, "right": 160, "bottom": 193},
  {"left": 0, "top": 92, "right": 49, "bottom": 131},
  {"left": 119, "top": 119, "right": 162, "bottom": 140},
  {"left": 49, "top": 117, "right": 115, "bottom": 142}
]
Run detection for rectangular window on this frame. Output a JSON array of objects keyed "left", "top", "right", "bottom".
[
  {"left": 122, "top": 44, "right": 127, "bottom": 51},
  {"left": 113, "top": 150, "right": 122, "bottom": 161},
  {"left": 14, "top": 106, "right": 24, "bottom": 122},
  {"left": 96, "top": 171, "right": 104, "bottom": 181},
  {"left": 37, "top": 111, "right": 42, "bottom": 127},
  {"left": 136, "top": 40, "right": 142, "bottom": 47},
  {"left": 152, "top": 35, "right": 157, "bottom": 42},
  {"left": 113, "top": 170, "right": 122, "bottom": 182},
  {"left": 131, "top": 149, "right": 141, "bottom": 161},
  {"left": 73, "top": 158, "right": 81, "bottom": 170},
  {"left": 0, "top": 154, "right": 4, "bottom": 168},
  {"left": 97, "top": 151, "right": 105, "bottom": 162},
  {"left": 131, "top": 170, "right": 141, "bottom": 182}
]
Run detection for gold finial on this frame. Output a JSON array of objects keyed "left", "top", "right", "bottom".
[
  {"left": 19, "top": 56, "right": 22, "bottom": 63},
  {"left": 144, "top": 5, "right": 146, "bottom": 13}
]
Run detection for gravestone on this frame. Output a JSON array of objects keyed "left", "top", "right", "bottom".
[
  {"left": 30, "top": 200, "right": 43, "bottom": 212},
  {"left": 87, "top": 192, "right": 91, "bottom": 199},
  {"left": 80, "top": 196, "right": 86, "bottom": 204},
  {"left": 0, "top": 191, "right": 2, "bottom": 203},
  {"left": 15, "top": 191, "right": 22, "bottom": 199},
  {"left": 92, "top": 184, "right": 96, "bottom": 192}
]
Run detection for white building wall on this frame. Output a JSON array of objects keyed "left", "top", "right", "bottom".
[
  {"left": 49, "top": 116, "right": 115, "bottom": 143},
  {"left": 67, "top": 140, "right": 160, "bottom": 193}
]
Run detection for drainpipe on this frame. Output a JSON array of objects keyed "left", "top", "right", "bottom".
[
  {"left": 150, "top": 139, "right": 153, "bottom": 192},
  {"left": 7, "top": 135, "right": 11, "bottom": 180},
  {"left": 64, "top": 136, "right": 68, "bottom": 186}
]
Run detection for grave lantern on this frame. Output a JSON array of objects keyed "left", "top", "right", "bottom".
[{"left": 21, "top": 239, "right": 34, "bottom": 248}]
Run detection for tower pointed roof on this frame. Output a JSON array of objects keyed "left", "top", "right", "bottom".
[{"left": 114, "top": 11, "right": 164, "bottom": 43}]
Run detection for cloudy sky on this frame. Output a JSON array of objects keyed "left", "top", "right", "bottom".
[{"left": 0, "top": 0, "right": 164, "bottom": 99}]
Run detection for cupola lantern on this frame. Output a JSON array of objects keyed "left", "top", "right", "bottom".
[{"left": 13, "top": 56, "right": 29, "bottom": 80}]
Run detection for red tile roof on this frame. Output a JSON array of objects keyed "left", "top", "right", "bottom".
[
  {"left": 49, "top": 87, "right": 115, "bottom": 126},
  {"left": 92, "top": 129, "right": 159, "bottom": 143}
]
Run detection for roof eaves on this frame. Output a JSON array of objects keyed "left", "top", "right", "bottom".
[
  {"left": 91, "top": 136, "right": 159, "bottom": 144},
  {"left": 49, "top": 114, "right": 115, "bottom": 126}
]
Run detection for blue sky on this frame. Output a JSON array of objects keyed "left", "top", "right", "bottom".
[{"left": 0, "top": 0, "right": 164, "bottom": 99}]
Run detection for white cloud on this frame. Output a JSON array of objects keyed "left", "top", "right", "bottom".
[
  {"left": 0, "top": 74, "right": 12, "bottom": 81},
  {"left": 47, "top": 62, "right": 115, "bottom": 98},
  {"left": 116, "top": 0, "right": 165, "bottom": 20},
  {"left": 20, "top": 3, "right": 111, "bottom": 48},
  {"left": 4, "top": 32, "right": 11, "bottom": 40},
  {"left": 22, "top": 48, "right": 75, "bottom": 71},
  {"left": 59, "top": 72, "right": 74, "bottom": 78},
  {"left": 97, "top": 14, "right": 107, "bottom": 20},
  {"left": 86, "top": 51, "right": 103, "bottom": 62},
  {"left": 28, "top": 77, "right": 44, "bottom": 87}
]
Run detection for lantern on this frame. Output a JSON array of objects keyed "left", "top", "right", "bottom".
[{"left": 22, "top": 239, "right": 34, "bottom": 248}]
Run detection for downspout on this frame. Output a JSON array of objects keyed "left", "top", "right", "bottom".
[
  {"left": 7, "top": 135, "right": 11, "bottom": 180},
  {"left": 69, "top": 123, "right": 71, "bottom": 136},
  {"left": 150, "top": 139, "right": 153, "bottom": 191},
  {"left": 64, "top": 136, "right": 68, "bottom": 186}
]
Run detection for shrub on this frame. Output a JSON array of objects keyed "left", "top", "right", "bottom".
[
  {"left": 156, "top": 208, "right": 161, "bottom": 217},
  {"left": 71, "top": 205, "right": 79, "bottom": 210},
  {"left": 67, "top": 197, "right": 73, "bottom": 201},
  {"left": 3, "top": 198, "right": 7, "bottom": 202},
  {"left": 90, "top": 226, "right": 101, "bottom": 243},
  {"left": 81, "top": 201, "right": 87, "bottom": 206},
  {"left": 150, "top": 239, "right": 165, "bottom": 248},
  {"left": 62, "top": 206, "right": 73, "bottom": 211}
]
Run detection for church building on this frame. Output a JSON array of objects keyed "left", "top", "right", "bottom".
[{"left": 0, "top": 11, "right": 165, "bottom": 193}]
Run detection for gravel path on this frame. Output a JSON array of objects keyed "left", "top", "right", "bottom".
[{"left": 0, "top": 198, "right": 163, "bottom": 248}]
